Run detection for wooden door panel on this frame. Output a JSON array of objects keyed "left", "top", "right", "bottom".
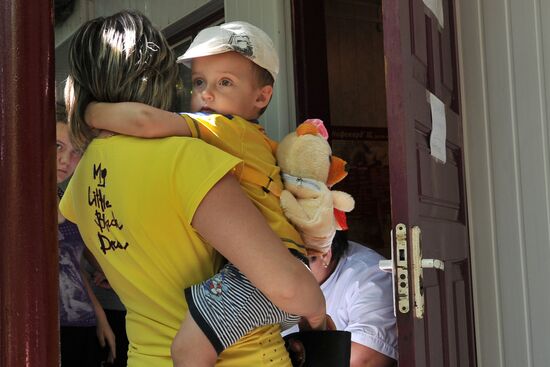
[
  {"left": 440, "top": 28, "right": 455, "bottom": 101},
  {"left": 423, "top": 221, "right": 468, "bottom": 262},
  {"left": 415, "top": 122, "right": 464, "bottom": 225},
  {"left": 421, "top": 245, "right": 472, "bottom": 366},
  {"left": 416, "top": 134, "right": 461, "bottom": 203},
  {"left": 409, "top": 0, "right": 429, "bottom": 87},
  {"left": 409, "top": 0, "right": 428, "bottom": 71},
  {"left": 447, "top": 260, "right": 475, "bottom": 366},
  {"left": 417, "top": 157, "right": 462, "bottom": 218},
  {"left": 384, "top": 0, "right": 476, "bottom": 363},
  {"left": 425, "top": 13, "right": 437, "bottom": 92},
  {"left": 458, "top": 261, "right": 476, "bottom": 365},
  {"left": 411, "top": 101, "right": 430, "bottom": 134},
  {"left": 424, "top": 280, "right": 445, "bottom": 367},
  {"left": 451, "top": 262, "right": 469, "bottom": 364},
  {"left": 439, "top": 1, "right": 457, "bottom": 108}
]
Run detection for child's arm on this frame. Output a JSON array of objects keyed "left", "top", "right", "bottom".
[
  {"left": 85, "top": 102, "right": 191, "bottom": 138},
  {"left": 81, "top": 266, "right": 116, "bottom": 363}
]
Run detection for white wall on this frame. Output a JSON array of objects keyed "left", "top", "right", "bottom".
[
  {"left": 458, "top": 0, "right": 550, "bottom": 366},
  {"left": 55, "top": 0, "right": 213, "bottom": 46}
]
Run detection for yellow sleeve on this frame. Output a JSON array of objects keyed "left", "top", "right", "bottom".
[
  {"left": 178, "top": 113, "right": 246, "bottom": 158},
  {"left": 59, "top": 183, "right": 77, "bottom": 223},
  {"left": 178, "top": 114, "right": 201, "bottom": 138},
  {"left": 171, "top": 138, "right": 242, "bottom": 223},
  {"left": 178, "top": 113, "right": 225, "bottom": 143}
]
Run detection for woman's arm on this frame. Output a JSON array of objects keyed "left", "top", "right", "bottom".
[
  {"left": 85, "top": 102, "right": 191, "bottom": 138},
  {"left": 81, "top": 267, "right": 116, "bottom": 363},
  {"left": 192, "top": 173, "right": 326, "bottom": 329},
  {"left": 350, "top": 343, "right": 396, "bottom": 367}
]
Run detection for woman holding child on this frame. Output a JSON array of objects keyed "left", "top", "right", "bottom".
[{"left": 60, "top": 10, "right": 326, "bottom": 367}]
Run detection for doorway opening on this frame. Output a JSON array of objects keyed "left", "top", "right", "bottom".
[{"left": 293, "top": 0, "right": 391, "bottom": 258}]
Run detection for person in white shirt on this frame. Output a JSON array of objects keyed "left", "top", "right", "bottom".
[{"left": 306, "top": 230, "right": 398, "bottom": 367}]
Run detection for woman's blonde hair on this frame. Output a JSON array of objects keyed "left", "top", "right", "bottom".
[{"left": 65, "top": 10, "right": 179, "bottom": 151}]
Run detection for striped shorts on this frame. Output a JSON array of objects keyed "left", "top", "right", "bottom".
[{"left": 185, "top": 261, "right": 302, "bottom": 354}]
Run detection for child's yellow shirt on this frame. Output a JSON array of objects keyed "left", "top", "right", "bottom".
[{"left": 181, "top": 112, "right": 306, "bottom": 257}]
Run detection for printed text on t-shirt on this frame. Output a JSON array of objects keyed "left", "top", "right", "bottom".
[{"left": 88, "top": 163, "right": 129, "bottom": 254}]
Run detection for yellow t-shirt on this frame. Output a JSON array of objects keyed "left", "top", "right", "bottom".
[
  {"left": 59, "top": 135, "right": 292, "bottom": 367},
  {"left": 182, "top": 113, "right": 306, "bottom": 256}
]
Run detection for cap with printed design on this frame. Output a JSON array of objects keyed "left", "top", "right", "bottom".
[{"left": 177, "top": 21, "right": 279, "bottom": 80}]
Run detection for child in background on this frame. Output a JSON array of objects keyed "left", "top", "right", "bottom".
[
  {"left": 84, "top": 21, "right": 324, "bottom": 367},
  {"left": 56, "top": 107, "right": 116, "bottom": 366}
]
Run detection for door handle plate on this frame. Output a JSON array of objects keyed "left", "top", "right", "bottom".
[
  {"left": 412, "top": 226, "right": 445, "bottom": 319},
  {"left": 395, "top": 223, "right": 409, "bottom": 314}
]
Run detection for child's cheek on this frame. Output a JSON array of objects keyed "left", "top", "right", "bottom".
[{"left": 69, "top": 157, "right": 80, "bottom": 174}]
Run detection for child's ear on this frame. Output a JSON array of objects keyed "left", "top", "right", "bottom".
[{"left": 255, "top": 85, "right": 273, "bottom": 109}]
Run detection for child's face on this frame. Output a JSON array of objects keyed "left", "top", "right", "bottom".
[
  {"left": 56, "top": 122, "right": 81, "bottom": 184},
  {"left": 190, "top": 52, "right": 272, "bottom": 120}
]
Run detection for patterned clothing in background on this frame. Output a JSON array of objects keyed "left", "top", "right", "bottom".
[{"left": 58, "top": 187, "right": 96, "bottom": 327}]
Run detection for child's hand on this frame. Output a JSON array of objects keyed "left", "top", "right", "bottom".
[
  {"left": 325, "top": 314, "right": 336, "bottom": 330},
  {"left": 96, "top": 311, "right": 116, "bottom": 363}
]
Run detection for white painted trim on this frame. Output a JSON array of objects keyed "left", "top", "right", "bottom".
[{"left": 456, "top": 0, "right": 504, "bottom": 365}]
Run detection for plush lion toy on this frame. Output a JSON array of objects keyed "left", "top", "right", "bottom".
[{"left": 276, "top": 119, "right": 355, "bottom": 255}]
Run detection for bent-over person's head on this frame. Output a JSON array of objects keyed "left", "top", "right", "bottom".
[
  {"left": 65, "top": 10, "right": 179, "bottom": 151},
  {"left": 308, "top": 230, "right": 351, "bottom": 284}
]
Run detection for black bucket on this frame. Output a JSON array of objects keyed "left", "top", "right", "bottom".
[{"left": 284, "top": 330, "right": 351, "bottom": 367}]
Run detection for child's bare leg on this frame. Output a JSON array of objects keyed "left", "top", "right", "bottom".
[{"left": 171, "top": 311, "right": 217, "bottom": 367}]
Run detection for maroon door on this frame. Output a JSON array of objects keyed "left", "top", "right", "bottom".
[{"left": 383, "top": 0, "right": 476, "bottom": 366}]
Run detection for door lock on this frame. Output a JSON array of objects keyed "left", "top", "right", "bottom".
[{"left": 379, "top": 224, "right": 445, "bottom": 317}]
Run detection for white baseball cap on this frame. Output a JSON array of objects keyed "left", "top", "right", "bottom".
[{"left": 176, "top": 21, "right": 280, "bottom": 80}]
